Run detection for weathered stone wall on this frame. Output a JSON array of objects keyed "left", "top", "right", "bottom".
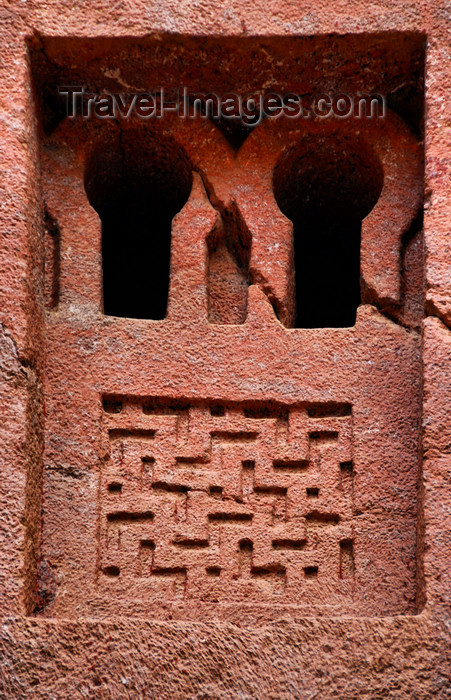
[{"left": 0, "top": 2, "right": 449, "bottom": 697}]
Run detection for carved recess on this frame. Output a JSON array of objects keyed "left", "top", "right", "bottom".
[{"left": 35, "top": 36, "right": 423, "bottom": 621}]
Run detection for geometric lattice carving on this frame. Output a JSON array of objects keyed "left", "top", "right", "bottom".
[{"left": 100, "top": 397, "right": 354, "bottom": 604}]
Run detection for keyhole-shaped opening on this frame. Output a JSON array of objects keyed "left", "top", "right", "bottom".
[
  {"left": 273, "top": 135, "right": 383, "bottom": 328},
  {"left": 85, "top": 130, "right": 192, "bottom": 319}
]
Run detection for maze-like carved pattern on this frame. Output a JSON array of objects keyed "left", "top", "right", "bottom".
[{"left": 99, "top": 397, "right": 355, "bottom": 603}]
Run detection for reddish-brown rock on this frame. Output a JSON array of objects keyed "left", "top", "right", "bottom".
[{"left": 0, "top": 3, "right": 450, "bottom": 698}]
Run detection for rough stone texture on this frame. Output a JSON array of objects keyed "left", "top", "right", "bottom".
[
  {"left": 0, "top": 1, "right": 449, "bottom": 698},
  {"left": 38, "top": 106, "right": 422, "bottom": 621}
]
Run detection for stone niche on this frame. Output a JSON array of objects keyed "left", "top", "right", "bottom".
[{"left": 30, "top": 33, "right": 425, "bottom": 621}]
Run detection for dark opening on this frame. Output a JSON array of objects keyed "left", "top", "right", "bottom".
[
  {"left": 306, "top": 487, "right": 319, "bottom": 498},
  {"left": 273, "top": 134, "right": 383, "bottom": 328},
  {"left": 304, "top": 565, "right": 318, "bottom": 579},
  {"left": 85, "top": 129, "right": 192, "bottom": 319}
]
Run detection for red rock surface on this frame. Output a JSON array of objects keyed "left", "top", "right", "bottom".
[{"left": 0, "top": 2, "right": 450, "bottom": 698}]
